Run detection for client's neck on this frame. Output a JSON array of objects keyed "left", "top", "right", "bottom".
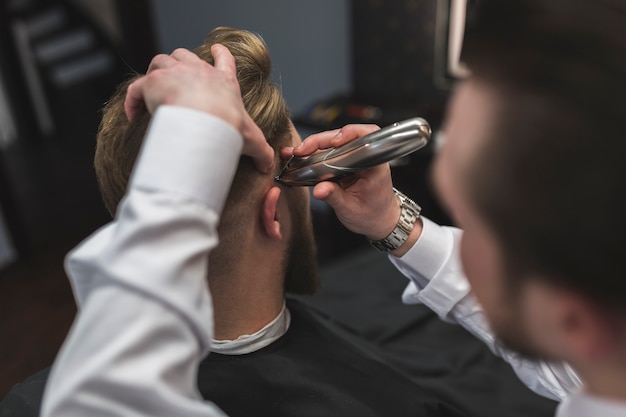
[{"left": 208, "top": 254, "right": 286, "bottom": 341}]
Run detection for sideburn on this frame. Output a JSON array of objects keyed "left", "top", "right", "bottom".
[{"left": 283, "top": 191, "right": 320, "bottom": 294}]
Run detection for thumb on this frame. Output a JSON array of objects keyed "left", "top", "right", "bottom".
[
  {"left": 313, "top": 182, "right": 345, "bottom": 209},
  {"left": 241, "top": 113, "right": 274, "bottom": 173},
  {"left": 124, "top": 77, "right": 147, "bottom": 121}
]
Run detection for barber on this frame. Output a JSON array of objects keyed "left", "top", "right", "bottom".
[{"left": 284, "top": 1, "right": 626, "bottom": 416}]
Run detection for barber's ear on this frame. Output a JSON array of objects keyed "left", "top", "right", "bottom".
[
  {"left": 261, "top": 186, "right": 283, "bottom": 240},
  {"left": 554, "top": 291, "right": 621, "bottom": 361}
]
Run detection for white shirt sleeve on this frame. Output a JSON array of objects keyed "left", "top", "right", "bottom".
[
  {"left": 389, "top": 216, "right": 582, "bottom": 402},
  {"left": 41, "top": 106, "right": 243, "bottom": 417}
]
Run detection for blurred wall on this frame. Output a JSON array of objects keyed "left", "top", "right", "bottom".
[{"left": 150, "top": 0, "right": 351, "bottom": 115}]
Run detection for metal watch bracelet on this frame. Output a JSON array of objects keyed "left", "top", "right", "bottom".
[{"left": 369, "top": 188, "right": 421, "bottom": 252}]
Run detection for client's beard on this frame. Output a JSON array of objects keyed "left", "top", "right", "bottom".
[{"left": 283, "top": 196, "right": 320, "bottom": 294}]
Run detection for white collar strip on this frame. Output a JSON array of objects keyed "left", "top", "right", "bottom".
[{"left": 210, "top": 303, "right": 291, "bottom": 355}]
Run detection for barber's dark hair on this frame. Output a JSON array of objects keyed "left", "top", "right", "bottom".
[{"left": 461, "top": 0, "right": 626, "bottom": 311}]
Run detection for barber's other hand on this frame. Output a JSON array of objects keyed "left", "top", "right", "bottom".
[
  {"left": 124, "top": 46, "right": 274, "bottom": 173},
  {"left": 283, "top": 125, "right": 401, "bottom": 241}
]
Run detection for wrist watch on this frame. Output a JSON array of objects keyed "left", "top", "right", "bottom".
[{"left": 369, "top": 188, "right": 421, "bottom": 252}]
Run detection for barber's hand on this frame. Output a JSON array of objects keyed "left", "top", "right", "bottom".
[
  {"left": 282, "top": 124, "right": 401, "bottom": 241},
  {"left": 124, "top": 45, "right": 274, "bottom": 173}
]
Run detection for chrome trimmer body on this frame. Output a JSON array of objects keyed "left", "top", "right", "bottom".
[{"left": 275, "top": 117, "right": 431, "bottom": 186}]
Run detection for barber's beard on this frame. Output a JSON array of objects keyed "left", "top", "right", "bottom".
[
  {"left": 283, "top": 198, "right": 320, "bottom": 295},
  {"left": 489, "top": 284, "right": 547, "bottom": 361}
]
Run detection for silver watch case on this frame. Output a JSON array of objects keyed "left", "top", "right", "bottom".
[{"left": 370, "top": 188, "right": 421, "bottom": 252}]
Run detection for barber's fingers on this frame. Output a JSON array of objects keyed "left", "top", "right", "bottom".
[
  {"left": 313, "top": 181, "right": 344, "bottom": 207},
  {"left": 291, "top": 129, "right": 339, "bottom": 157},
  {"left": 241, "top": 112, "right": 275, "bottom": 174},
  {"left": 211, "top": 44, "right": 238, "bottom": 81},
  {"left": 312, "top": 163, "right": 399, "bottom": 240},
  {"left": 127, "top": 53, "right": 178, "bottom": 120},
  {"left": 209, "top": 44, "right": 273, "bottom": 173},
  {"left": 146, "top": 53, "right": 177, "bottom": 73},
  {"left": 170, "top": 48, "right": 201, "bottom": 63},
  {"left": 146, "top": 49, "right": 200, "bottom": 74},
  {"left": 335, "top": 124, "right": 380, "bottom": 146},
  {"left": 291, "top": 124, "right": 380, "bottom": 158},
  {"left": 313, "top": 165, "right": 386, "bottom": 204},
  {"left": 123, "top": 44, "right": 274, "bottom": 172},
  {"left": 127, "top": 52, "right": 181, "bottom": 120},
  {"left": 125, "top": 76, "right": 148, "bottom": 121}
]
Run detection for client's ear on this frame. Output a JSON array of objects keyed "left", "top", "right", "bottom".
[{"left": 261, "top": 186, "right": 283, "bottom": 240}]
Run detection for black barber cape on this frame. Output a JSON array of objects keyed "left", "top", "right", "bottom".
[
  {"left": 198, "top": 298, "right": 465, "bottom": 417},
  {"left": 1, "top": 261, "right": 557, "bottom": 417},
  {"left": 0, "top": 297, "right": 557, "bottom": 417},
  {"left": 0, "top": 299, "right": 463, "bottom": 417}
]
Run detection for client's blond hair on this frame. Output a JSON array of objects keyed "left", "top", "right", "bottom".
[{"left": 94, "top": 27, "right": 294, "bottom": 276}]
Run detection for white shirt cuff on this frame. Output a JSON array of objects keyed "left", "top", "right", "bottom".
[
  {"left": 390, "top": 217, "right": 456, "bottom": 287},
  {"left": 390, "top": 217, "right": 471, "bottom": 318}
]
